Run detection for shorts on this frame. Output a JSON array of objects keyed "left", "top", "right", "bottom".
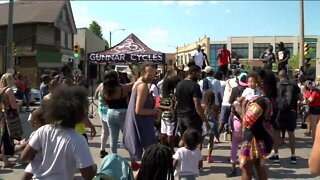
[
  {"left": 220, "top": 105, "right": 231, "bottom": 124},
  {"left": 273, "top": 110, "right": 297, "bottom": 132},
  {"left": 178, "top": 114, "right": 202, "bottom": 136},
  {"left": 218, "top": 64, "right": 228, "bottom": 76},
  {"left": 161, "top": 119, "right": 175, "bottom": 136},
  {"left": 309, "top": 106, "right": 320, "bottom": 115},
  {"left": 202, "top": 120, "right": 218, "bottom": 136}
]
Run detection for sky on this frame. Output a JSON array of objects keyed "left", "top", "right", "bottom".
[
  {"left": 2, "top": 1, "right": 320, "bottom": 53},
  {"left": 69, "top": 0, "right": 320, "bottom": 53}
]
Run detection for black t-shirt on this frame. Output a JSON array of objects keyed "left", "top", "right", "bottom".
[
  {"left": 175, "top": 79, "right": 202, "bottom": 117},
  {"left": 276, "top": 47, "right": 290, "bottom": 64}
]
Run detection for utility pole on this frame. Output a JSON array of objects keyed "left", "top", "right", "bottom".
[
  {"left": 299, "top": 0, "right": 304, "bottom": 68},
  {"left": 5, "top": 0, "right": 14, "bottom": 71}
]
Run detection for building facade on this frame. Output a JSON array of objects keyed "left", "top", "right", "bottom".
[
  {"left": 74, "top": 28, "right": 105, "bottom": 80},
  {"left": 177, "top": 35, "right": 320, "bottom": 71},
  {"left": 211, "top": 35, "right": 320, "bottom": 68},
  {"left": 176, "top": 36, "right": 210, "bottom": 67},
  {"left": 0, "top": 1, "right": 77, "bottom": 87}
]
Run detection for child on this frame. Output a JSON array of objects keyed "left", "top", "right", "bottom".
[
  {"left": 173, "top": 128, "right": 203, "bottom": 180},
  {"left": 135, "top": 144, "right": 174, "bottom": 180},
  {"left": 159, "top": 76, "right": 180, "bottom": 152},
  {"left": 21, "top": 108, "right": 47, "bottom": 180},
  {"left": 238, "top": 72, "right": 259, "bottom": 102},
  {"left": 21, "top": 86, "right": 96, "bottom": 180},
  {"left": 226, "top": 105, "right": 243, "bottom": 177},
  {"left": 199, "top": 91, "right": 218, "bottom": 163},
  {"left": 237, "top": 72, "right": 260, "bottom": 116}
]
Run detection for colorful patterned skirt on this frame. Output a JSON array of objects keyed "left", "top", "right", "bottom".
[{"left": 239, "top": 136, "right": 269, "bottom": 168}]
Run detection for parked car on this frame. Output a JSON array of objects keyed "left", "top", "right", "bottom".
[{"left": 12, "top": 84, "right": 41, "bottom": 105}]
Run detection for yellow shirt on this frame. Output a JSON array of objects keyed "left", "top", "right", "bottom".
[{"left": 75, "top": 122, "right": 86, "bottom": 135}]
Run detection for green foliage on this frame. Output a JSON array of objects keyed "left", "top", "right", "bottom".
[
  {"left": 242, "top": 59, "right": 253, "bottom": 71},
  {"left": 104, "top": 39, "right": 109, "bottom": 50},
  {"left": 89, "top": 21, "right": 103, "bottom": 39},
  {"left": 288, "top": 53, "right": 300, "bottom": 70}
]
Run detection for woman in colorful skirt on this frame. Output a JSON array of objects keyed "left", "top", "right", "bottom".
[{"left": 239, "top": 69, "right": 277, "bottom": 180}]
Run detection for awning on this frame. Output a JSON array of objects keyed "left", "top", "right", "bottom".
[{"left": 88, "top": 33, "right": 165, "bottom": 64}]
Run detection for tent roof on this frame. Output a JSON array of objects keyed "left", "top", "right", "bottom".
[{"left": 95, "top": 33, "right": 163, "bottom": 55}]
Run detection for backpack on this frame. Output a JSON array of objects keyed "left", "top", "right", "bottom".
[
  {"left": 93, "top": 154, "right": 134, "bottom": 180},
  {"left": 202, "top": 77, "right": 211, "bottom": 91},
  {"left": 276, "top": 81, "right": 294, "bottom": 111}
]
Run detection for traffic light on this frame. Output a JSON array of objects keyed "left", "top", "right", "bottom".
[
  {"left": 73, "top": 44, "right": 80, "bottom": 58},
  {"left": 12, "top": 42, "right": 16, "bottom": 55},
  {"left": 304, "top": 43, "right": 309, "bottom": 56}
]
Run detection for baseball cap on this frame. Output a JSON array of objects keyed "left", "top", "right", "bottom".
[
  {"left": 237, "top": 72, "right": 248, "bottom": 87},
  {"left": 203, "top": 66, "right": 213, "bottom": 74}
]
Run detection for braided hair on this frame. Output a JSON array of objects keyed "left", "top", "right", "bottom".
[{"left": 137, "top": 144, "right": 174, "bottom": 180}]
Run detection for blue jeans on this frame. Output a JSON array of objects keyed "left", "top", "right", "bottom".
[{"left": 106, "top": 109, "right": 127, "bottom": 154}]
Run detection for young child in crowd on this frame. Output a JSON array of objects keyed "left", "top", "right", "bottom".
[
  {"left": 173, "top": 128, "right": 203, "bottom": 180},
  {"left": 239, "top": 73, "right": 259, "bottom": 102},
  {"left": 237, "top": 73, "right": 260, "bottom": 116},
  {"left": 200, "top": 91, "right": 218, "bottom": 163},
  {"left": 226, "top": 104, "right": 243, "bottom": 177},
  {"left": 135, "top": 144, "right": 174, "bottom": 180},
  {"left": 20, "top": 108, "right": 47, "bottom": 180},
  {"left": 159, "top": 76, "right": 181, "bottom": 152}
]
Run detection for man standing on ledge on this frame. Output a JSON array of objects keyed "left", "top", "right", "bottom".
[
  {"left": 276, "top": 42, "right": 290, "bottom": 73},
  {"left": 216, "top": 44, "right": 231, "bottom": 79},
  {"left": 260, "top": 45, "right": 276, "bottom": 70},
  {"left": 191, "top": 45, "right": 204, "bottom": 69}
]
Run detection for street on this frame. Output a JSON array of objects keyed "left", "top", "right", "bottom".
[{"left": 0, "top": 103, "right": 318, "bottom": 180}]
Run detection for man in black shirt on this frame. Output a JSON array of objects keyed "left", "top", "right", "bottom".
[
  {"left": 276, "top": 42, "right": 290, "bottom": 73},
  {"left": 175, "top": 65, "right": 210, "bottom": 135},
  {"left": 269, "top": 70, "right": 301, "bottom": 164},
  {"left": 260, "top": 45, "right": 276, "bottom": 70}
]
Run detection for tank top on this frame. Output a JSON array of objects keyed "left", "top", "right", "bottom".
[{"left": 105, "top": 86, "right": 127, "bottom": 109}]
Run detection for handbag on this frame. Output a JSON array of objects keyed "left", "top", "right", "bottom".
[
  {"left": 1, "top": 87, "right": 23, "bottom": 140},
  {"left": 4, "top": 108, "right": 23, "bottom": 140}
]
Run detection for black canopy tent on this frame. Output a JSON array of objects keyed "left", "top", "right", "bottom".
[{"left": 88, "top": 33, "right": 165, "bottom": 64}]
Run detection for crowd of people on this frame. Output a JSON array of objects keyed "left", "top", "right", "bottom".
[{"left": 0, "top": 43, "right": 320, "bottom": 179}]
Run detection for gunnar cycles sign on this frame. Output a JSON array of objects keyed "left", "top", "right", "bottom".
[{"left": 88, "top": 53, "right": 165, "bottom": 63}]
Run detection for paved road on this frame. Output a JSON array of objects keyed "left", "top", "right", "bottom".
[{"left": 0, "top": 104, "right": 318, "bottom": 180}]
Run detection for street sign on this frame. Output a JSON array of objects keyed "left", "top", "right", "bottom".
[{"left": 304, "top": 38, "right": 318, "bottom": 43}]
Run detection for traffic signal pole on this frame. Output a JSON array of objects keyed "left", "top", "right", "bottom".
[
  {"left": 299, "top": 0, "right": 305, "bottom": 68},
  {"left": 5, "top": 0, "right": 14, "bottom": 71}
]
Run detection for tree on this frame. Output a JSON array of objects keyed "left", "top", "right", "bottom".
[
  {"left": 88, "top": 21, "right": 103, "bottom": 39},
  {"left": 104, "top": 39, "right": 109, "bottom": 50}
]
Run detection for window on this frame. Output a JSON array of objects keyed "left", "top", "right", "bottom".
[
  {"left": 62, "top": 9, "right": 67, "bottom": 22},
  {"left": 67, "top": 33, "right": 72, "bottom": 49},
  {"left": 210, "top": 44, "right": 225, "bottom": 70},
  {"left": 231, "top": 43, "right": 248, "bottom": 59},
  {"left": 60, "top": 30, "right": 65, "bottom": 47},
  {"left": 64, "top": 32, "right": 68, "bottom": 47},
  {"left": 253, "top": 43, "right": 270, "bottom": 58}
]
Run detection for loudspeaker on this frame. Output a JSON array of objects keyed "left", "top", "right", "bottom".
[{"left": 88, "top": 63, "right": 97, "bottom": 79}]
